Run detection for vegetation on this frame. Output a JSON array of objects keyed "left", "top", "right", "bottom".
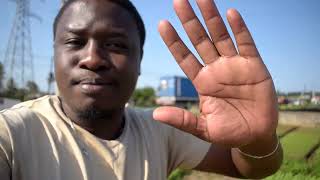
[
  {"left": 168, "top": 169, "right": 191, "bottom": 180},
  {"left": 266, "top": 172, "right": 319, "bottom": 180},
  {"left": 0, "top": 62, "right": 4, "bottom": 91},
  {"left": 0, "top": 62, "right": 42, "bottom": 101},
  {"left": 131, "top": 87, "right": 156, "bottom": 107},
  {"left": 169, "top": 126, "right": 320, "bottom": 180},
  {"left": 266, "top": 159, "right": 320, "bottom": 179},
  {"left": 1, "top": 78, "right": 41, "bottom": 101},
  {"left": 276, "top": 125, "right": 294, "bottom": 135},
  {"left": 277, "top": 91, "right": 320, "bottom": 97},
  {"left": 279, "top": 104, "right": 320, "bottom": 112},
  {"left": 269, "top": 127, "right": 320, "bottom": 179},
  {"left": 47, "top": 72, "right": 55, "bottom": 94},
  {"left": 281, "top": 127, "right": 320, "bottom": 160}
]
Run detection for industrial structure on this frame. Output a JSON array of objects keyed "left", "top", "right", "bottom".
[{"left": 2, "top": 0, "right": 43, "bottom": 88}]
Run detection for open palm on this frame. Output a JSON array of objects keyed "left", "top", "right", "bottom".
[{"left": 153, "top": 0, "right": 278, "bottom": 148}]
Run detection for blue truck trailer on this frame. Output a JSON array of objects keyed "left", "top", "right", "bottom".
[{"left": 156, "top": 76, "right": 199, "bottom": 106}]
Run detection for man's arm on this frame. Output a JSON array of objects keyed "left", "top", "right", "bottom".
[
  {"left": 0, "top": 117, "right": 12, "bottom": 180},
  {"left": 0, "top": 154, "right": 11, "bottom": 180}
]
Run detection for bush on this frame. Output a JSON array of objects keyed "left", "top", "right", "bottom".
[
  {"left": 279, "top": 104, "right": 320, "bottom": 112},
  {"left": 131, "top": 87, "right": 156, "bottom": 107},
  {"left": 168, "top": 169, "right": 191, "bottom": 180}
]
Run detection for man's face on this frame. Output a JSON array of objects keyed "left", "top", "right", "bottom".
[{"left": 54, "top": 0, "right": 141, "bottom": 115}]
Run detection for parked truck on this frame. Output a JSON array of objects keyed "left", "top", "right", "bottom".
[{"left": 156, "top": 76, "right": 198, "bottom": 107}]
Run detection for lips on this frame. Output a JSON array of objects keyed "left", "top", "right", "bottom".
[{"left": 73, "top": 77, "right": 117, "bottom": 95}]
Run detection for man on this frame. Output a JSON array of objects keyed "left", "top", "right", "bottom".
[{"left": 0, "top": 0, "right": 282, "bottom": 179}]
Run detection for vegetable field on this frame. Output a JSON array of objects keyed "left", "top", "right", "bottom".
[
  {"left": 267, "top": 126, "right": 320, "bottom": 179},
  {"left": 170, "top": 125, "right": 320, "bottom": 180}
]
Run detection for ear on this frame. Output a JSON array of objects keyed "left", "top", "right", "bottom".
[{"left": 138, "top": 49, "right": 144, "bottom": 75}]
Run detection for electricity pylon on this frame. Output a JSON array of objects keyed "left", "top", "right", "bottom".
[{"left": 2, "top": 0, "right": 43, "bottom": 87}]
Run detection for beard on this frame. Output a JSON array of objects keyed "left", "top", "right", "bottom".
[
  {"left": 75, "top": 106, "right": 116, "bottom": 123},
  {"left": 59, "top": 96, "right": 117, "bottom": 123},
  {"left": 76, "top": 105, "right": 114, "bottom": 123}
]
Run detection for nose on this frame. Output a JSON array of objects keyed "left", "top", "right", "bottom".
[{"left": 78, "top": 40, "right": 110, "bottom": 71}]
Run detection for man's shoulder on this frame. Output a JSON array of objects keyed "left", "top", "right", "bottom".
[
  {"left": 0, "top": 95, "right": 55, "bottom": 126},
  {"left": 8, "top": 95, "right": 52, "bottom": 110}
]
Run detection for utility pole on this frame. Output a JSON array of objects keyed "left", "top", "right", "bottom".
[{"left": 47, "top": 57, "right": 55, "bottom": 94}]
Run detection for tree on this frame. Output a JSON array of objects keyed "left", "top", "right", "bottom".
[
  {"left": 131, "top": 87, "right": 156, "bottom": 107},
  {"left": 47, "top": 72, "right": 55, "bottom": 94},
  {"left": 0, "top": 62, "right": 4, "bottom": 92},
  {"left": 26, "top": 81, "right": 39, "bottom": 95},
  {"left": 4, "top": 78, "right": 19, "bottom": 99},
  {"left": 2, "top": 79, "right": 40, "bottom": 101}
]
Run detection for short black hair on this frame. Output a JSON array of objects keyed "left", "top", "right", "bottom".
[{"left": 53, "top": 0, "right": 146, "bottom": 50}]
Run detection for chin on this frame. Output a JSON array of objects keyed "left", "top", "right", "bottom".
[
  {"left": 76, "top": 105, "right": 114, "bottom": 121},
  {"left": 79, "top": 94, "right": 126, "bottom": 111}
]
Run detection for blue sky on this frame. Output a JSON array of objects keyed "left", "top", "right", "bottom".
[{"left": 0, "top": 0, "right": 319, "bottom": 93}]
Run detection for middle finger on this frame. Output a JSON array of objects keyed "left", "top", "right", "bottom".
[
  {"left": 174, "top": 0, "right": 219, "bottom": 64},
  {"left": 196, "top": 0, "right": 238, "bottom": 57}
]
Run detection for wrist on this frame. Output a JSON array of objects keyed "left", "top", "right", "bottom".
[
  {"left": 236, "top": 133, "right": 279, "bottom": 158},
  {"left": 231, "top": 134, "right": 283, "bottom": 179}
]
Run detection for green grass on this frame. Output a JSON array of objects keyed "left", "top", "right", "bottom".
[
  {"left": 168, "top": 126, "right": 320, "bottom": 180},
  {"left": 309, "top": 147, "right": 320, "bottom": 176},
  {"left": 280, "top": 127, "right": 320, "bottom": 160},
  {"left": 276, "top": 125, "right": 295, "bottom": 135},
  {"left": 267, "top": 126, "right": 320, "bottom": 179},
  {"left": 314, "top": 148, "right": 320, "bottom": 163},
  {"left": 168, "top": 169, "right": 191, "bottom": 180},
  {"left": 267, "top": 158, "right": 320, "bottom": 179},
  {"left": 266, "top": 172, "right": 320, "bottom": 180}
]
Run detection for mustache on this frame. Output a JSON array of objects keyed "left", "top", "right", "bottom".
[{"left": 70, "top": 72, "right": 117, "bottom": 85}]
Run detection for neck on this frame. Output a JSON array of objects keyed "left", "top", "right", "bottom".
[{"left": 60, "top": 99, "right": 125, "bottom": 140}]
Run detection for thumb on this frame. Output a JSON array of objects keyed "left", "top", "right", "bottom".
[{"left": 153, "top": 106, "right": 207, "bottom": 137}]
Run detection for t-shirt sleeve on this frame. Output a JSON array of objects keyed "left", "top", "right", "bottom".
[
  {"left": 0, "top": 113, "right": 12, "bottom": 180},
  {"left": 166, "top": 126, "right": 211, "bottom": 171},
  {"left": 126, "top": 108, "right": 211, "bottom": 175}
]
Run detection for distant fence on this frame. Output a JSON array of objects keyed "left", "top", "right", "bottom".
[{"left": 279, "top": 111, "right": 320, "bottom": 127}]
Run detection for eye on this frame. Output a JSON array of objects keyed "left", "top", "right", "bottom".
[
  {"left": 103, "top": 41, "right": 128, "bottom": 52},
  {"left": 65, "top": 38, "right": 86, "bottom": 48}
]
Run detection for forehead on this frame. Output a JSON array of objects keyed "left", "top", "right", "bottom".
[{"left": 57, "top": 0, "right": 138, "bottom": 35}]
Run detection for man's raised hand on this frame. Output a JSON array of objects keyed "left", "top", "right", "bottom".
[{"left": 153, "top": 0, "right": 278, "bottom": 148}]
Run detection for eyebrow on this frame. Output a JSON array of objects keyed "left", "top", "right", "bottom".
[{"left": 64, "top": 24, "right": 129, "bottom": 39}]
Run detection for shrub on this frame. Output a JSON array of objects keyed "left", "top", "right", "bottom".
[{"left": 168, "top": 169, "right": 191, "bottom": 180}]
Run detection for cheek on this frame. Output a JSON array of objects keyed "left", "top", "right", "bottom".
[
  {"left": 54, "top": 54, "right": 75, "bottom": 90},
  {"left": 56, "top": 50, "right": 78, "bottom": 68},
  {"left": 111, "top": 54, "right": 139, "bottom": 75},
  {"left": 110, "top": 54, "right": 139, "bottom": 96}
]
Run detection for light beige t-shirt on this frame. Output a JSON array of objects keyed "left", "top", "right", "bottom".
[{"left": 0, "top": 96, "right": 210, "bottom": 180}]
